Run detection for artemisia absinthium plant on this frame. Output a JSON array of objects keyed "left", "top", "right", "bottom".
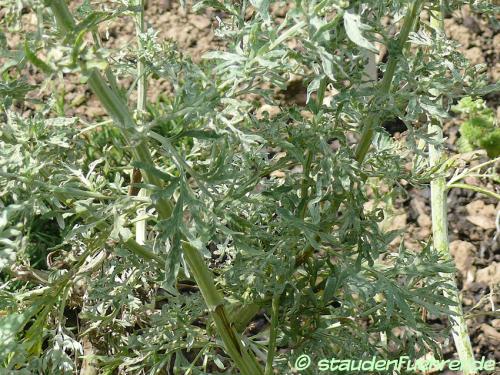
[{"left": 0, "top": 0, "right": 497, "bottom": 374}]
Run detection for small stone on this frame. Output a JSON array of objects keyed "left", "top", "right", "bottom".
[
  {"left": 463, "top": 47, "right": 484, "bottom": 66},
  {"left": 270, "top": 170, "right": 285, "bottom": 178},
  {"left": 388, "top": 213, "right": 407, "bottom": 231},
  {"left": 417, "top": 213, "right": 431, "bottom": 228},
  {"left": 256, "top": 105, "right": 280, "bottom": 120},
  {"left": 449, "top": 240, "right": 476, "bottom": 279},
  {"left": 475, "top": 262, "right": 500, "bottom": 286},
  {"left": 445, "top": 22, "right": 471, "bottom": 47},
  {"left": 465, "top": 200, "right": 497, "bottom": 230},
  {"left": 480, "top": 324, "right": 500, "bottom": 342},
  {"left": 462, "top": 16, "right": 480, "bottom": 34},
  {"left": 190, "top": 15, "right": 211, "bottom": 30}
]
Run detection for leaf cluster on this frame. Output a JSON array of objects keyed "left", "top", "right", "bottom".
[{"left": 0, "top": 0, "right": 497, "bottom": 373}]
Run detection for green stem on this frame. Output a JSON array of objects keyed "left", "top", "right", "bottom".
[
  {"left": 299, "top": 150, "right": 313, "bottom": 218},
  {"left": 227, "top": 302, "right": 262, "bottom": 332},
  {"left": 134, "top": 0, "right": 147, "bottom": 120},
  {"left": 429, "top": 125, "right": 477, "bottom": 375},
  {"left": 124, "top": 238, "right": 163, "bottom": 265},
  {"left": 134, "top": 0, "right": 147, "bottom": 244},
  {"left": 182, "top": 242, "right": 264, "bottom": 375},
  {"left": 85, "top": 70, "right": 173, "bottom": 219},
  {"left": 299, "top": 0, "right": 424, "bottom": 263},
  {"left": 429, "top": 5, "right": 477, "bottom": 374},
  {"left": 355, "top": 0, "right": 424, "bottom": 162},
  {"left": 264, "top": 294, "right": 280, "bottom": 375},
  {"left": 48, "top": 0, "right": 75, "bottom": 32},
  {"left": 91, "top": 31, "right": 122, "bottom": 97},
  {"left": 297, "top": 0, "right": 424, "bottom": 263}
]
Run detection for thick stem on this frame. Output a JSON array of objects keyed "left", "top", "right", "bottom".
[
  {"left": 86, "top": 70, "right": 173, "bottom": 219},
  {"left": 429, "top": 124, "right": 477, "bottom": 375},
  {"left": 182, "top": 242, "right": 263, "bottom": 375},
  {"left": 134, "top": 0, "right": 147, "bottom": 244},
  {"left": 429, "top": 5, "right": 477, "bottom": 374}
]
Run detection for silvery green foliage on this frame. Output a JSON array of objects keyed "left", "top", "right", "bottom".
[{"left": 0, "top": 0, "right": 496, "bottom": 373}]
